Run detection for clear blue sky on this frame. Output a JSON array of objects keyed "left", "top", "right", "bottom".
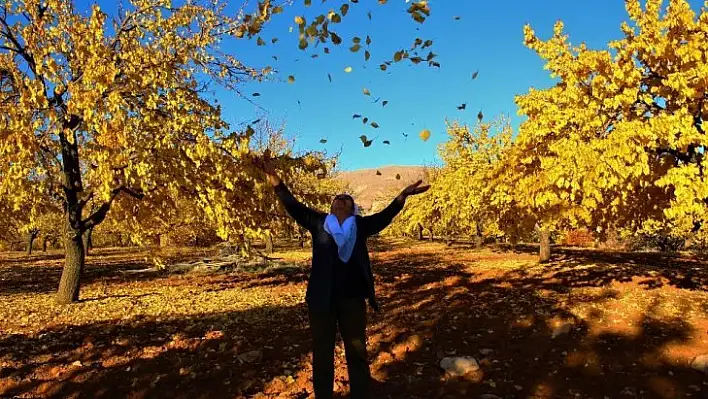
[{"left": 97, "top": 0, "right": 704, "bottom": 171}]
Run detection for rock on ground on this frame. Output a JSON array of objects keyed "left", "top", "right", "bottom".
[{"left": 440, "top": 356, "right": 480, "bottom": 377}]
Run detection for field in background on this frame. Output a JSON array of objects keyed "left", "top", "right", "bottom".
[{"left": 2, "top": 239, "right": 708, "bottom": 398}]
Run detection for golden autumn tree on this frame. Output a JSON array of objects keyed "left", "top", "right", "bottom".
[
  {"left": 390, "top": 117, "right": 512, "bottom": 245},
  {"left": 0, "top": 0, "right": 437, "bottom": 303},
  {"left": 510, "top": 0, "right": 708, "bottom": 259}
]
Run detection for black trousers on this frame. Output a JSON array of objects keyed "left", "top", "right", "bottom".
[{"left": 308, "top": 297, "right": 370, "bottom": 399}]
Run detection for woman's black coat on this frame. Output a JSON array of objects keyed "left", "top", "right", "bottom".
[{"left": 274, "top": 182, "right": 403, "bottom": 312}]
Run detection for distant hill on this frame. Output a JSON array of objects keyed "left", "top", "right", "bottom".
[{"left": 336, "top": 165, "right": 429, "bottom": 213}]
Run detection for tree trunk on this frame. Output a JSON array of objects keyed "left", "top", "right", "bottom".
[
  {"left": 265, "top": 234, "right": 274, "bottom": 254},
  {"left": 417, "top": 224, "right": 424, "bottom": 240},
  {"left": 539, "top": 229, "right": 551, "bottom": 263},
  {"left": 56, "top": 123, "right": 87, "bottom": 304},
  {"left": 83, "top": 227, "right": 93, "bottom": 255},
  {"left": 428, "top": 226, "right": 434, "bottom": 242},
  {"left": 26, "top": 231, "right": 37, "bottom": 256},
  {"left": 57, "top": 220, "right": 85, "bottom": 304},
  {"left": 42, "top": 236, "right": 49, "bottom": 252},
  {"left": 474, "top": 222, "right": 484, "bottom": 248}
]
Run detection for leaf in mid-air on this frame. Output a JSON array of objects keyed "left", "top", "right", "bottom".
[{"left": 419, "top": 129, "right": 431, "bottom": 141}]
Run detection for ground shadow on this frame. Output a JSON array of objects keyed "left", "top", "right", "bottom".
[{"left": 3, "top": 241, "right": 708, "bottom": 398}]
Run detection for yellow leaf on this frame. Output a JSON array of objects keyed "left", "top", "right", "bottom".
[{"left": 419, "top": 129, "right": 431, "bottom": 141}]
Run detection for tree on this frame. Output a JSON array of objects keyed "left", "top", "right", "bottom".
[
  {"left": 390, "top": 118, "right": 512, "bottom": 246},
  {"left": 511, "top": 0, "right": 708, "bottom": 258}
]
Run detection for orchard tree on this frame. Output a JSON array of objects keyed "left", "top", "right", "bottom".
[
  {"left": 391, "top": 118, "right": 512, "bottom": 245},
  {"left": 509, "top": 0, "right": 708, "bottom": 258}
]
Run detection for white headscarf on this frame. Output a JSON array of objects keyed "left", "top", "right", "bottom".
[{"left": 323, "top": 194, "right": 358, "bottom": 263}]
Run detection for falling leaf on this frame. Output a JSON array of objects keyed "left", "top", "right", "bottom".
[
  {"left": 373, "top": 97, "right": 381, "bottom": 104},
  {"left": 362, "top": 117, "right": 369, "bottom": 124},
  {"left": 365, "top": 50, "right": 370, "bottom": 61},
  {"left": 252, "top": 119, "right": 261, "bottom": 124},
  {"left": 324, "top": 47, "right": 330, "bottom": 54},
  {"left": 380, "top": 64, "right": 388, "bottom": 71},
  {"left": 311, "top": 54, "right": 319, "bottom": 59},
  {"left": 328, "top": 73, "right": 332, "bottom": 83},
  {"left": 419, "top": 129, "right": 431, "bottom": 141},
  {"left": 294, "top": 16, "right": 305, "bottom": 25},
  {"left": 252, "top": 92, "right": 261, "bottom": 97},
  {"left": 353, "top": 114, "right": 362, "bottom": 119},
  {"left": 359, "top": 135, "right": 373, "bottom": 147},
  {"left": 422, "top": 39, "right": 433, "bottom": 49},
  {"left": 271, "top": 37, "right": 279, "bottom": 44},
  {"left": 367, "top": 10, "right": 372, "bottom": 20},
  {"left": 402, "top": 132, "right": 409, "bottom": 138},
  {"left": 410, "top": 56, "right": 423, "bottom": 64},
  {"left": 457, "top": 103, "right": 466, "bottom": 110},
  {"left": 371, "top": 122, "right": 380, "bottom": 128},
  {"left": 382, "top": 100, "right": 388, "bottom": 107},
  {"left": 472, "top": 70, "right": 479, "bottom": 80},
  {"left": 453, "top": 16, "right": 461, "bottom": 20},
  {"left": 366, "top": 35, "right": 372, "bottom": 45},
  {"left": 353, "top": 37, "right": 361, "bottom": 44},
  {"left": 395, "top": 173, "right": 401, "bottom": 180},
  {"left": 478, "top": 110, "right": 483, "bottom": 120},
  {"left": 363, "top": 88, "right": 371, "bottom": 96},
  {"left": 376, "top": 170, "right": 382, "bottom": 175},
  {"left": 319, "top": 139, "right": 327, "bottom": 143},
  {"left": 383, "top": 140, "right": 390, "bottom": 144},
  {"left": 350, "top": 44, "right": 361, "bottom": 52},
  {"left": 257, "top": 37, "right": 265, "bottom": 46},
  {"left": 344, "top": 66, "right": 353, "bottom": 73},
  {"left": 288, "top": 75, "right": 295, "bottom": 84}
]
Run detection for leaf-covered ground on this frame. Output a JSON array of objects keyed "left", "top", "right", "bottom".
[{"left": 2, "top": 239, "right": 708, "bottom": 398}]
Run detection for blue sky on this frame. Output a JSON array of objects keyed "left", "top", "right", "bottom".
[{"left": 96, "top": 0, "right": 704, "bottom": 171}]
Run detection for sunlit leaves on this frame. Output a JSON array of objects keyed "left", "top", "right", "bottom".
[
  {"left": 344, "top": 66, "right": 353, "bottom": 73},
  {"left": 363, "top": 88, "right": 371, "bottom": 96}
]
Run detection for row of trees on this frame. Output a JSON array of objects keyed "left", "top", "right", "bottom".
[
  {"left": 0, "top": 0, "right": 434, "bottom": 303},
  {"left": 391, "top": 0, "right": 708, "bottom": 261}
]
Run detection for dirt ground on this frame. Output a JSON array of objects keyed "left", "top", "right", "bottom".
[{"left": 2, "top": 239, "right": 708, "bottom": 398}]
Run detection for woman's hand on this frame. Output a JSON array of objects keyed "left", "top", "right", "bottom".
[{"left": 396, "top": 180, "right": 430, "bottom": 203}]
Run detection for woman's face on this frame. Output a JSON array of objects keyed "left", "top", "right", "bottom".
[{"left": 331, "top": 194, "right": 354, "bottom": 216}]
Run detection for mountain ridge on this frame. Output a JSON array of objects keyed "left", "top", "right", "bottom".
[{"left": 335, "top": 165, "right": 429, "bottom": 213}]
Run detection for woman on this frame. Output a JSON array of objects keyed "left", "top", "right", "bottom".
[{"left": 264, "top": 168, "right": 429, "bottom": 399}]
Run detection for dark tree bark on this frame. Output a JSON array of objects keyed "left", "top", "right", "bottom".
[
  {"left": 539, "top": 229, "right": 551, "bottom": 263},
  {"left": 26, "top": 229, "right": 39, "bottom": 256},
  {"left": 265, "top": 234, "right": 274, "bottom": 254},
  {"left": 83, "top": 227, "right": 93, "bottom": 255},
  {"left": 417, "top": 223, "right": 424, "bottom": 240},
  {"left": 474, "top": 222, "right": 484, "bottom": 248},
  {"left": 42, "top": 236, "right": 49, "bottom": 252}
]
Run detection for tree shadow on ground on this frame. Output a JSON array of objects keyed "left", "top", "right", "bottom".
[
  {"left": 2, "top": 243, "right": 708, "bottom": 398},
  {"left": 0, "top": 248, "right": 217, "bottom": 297}
]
